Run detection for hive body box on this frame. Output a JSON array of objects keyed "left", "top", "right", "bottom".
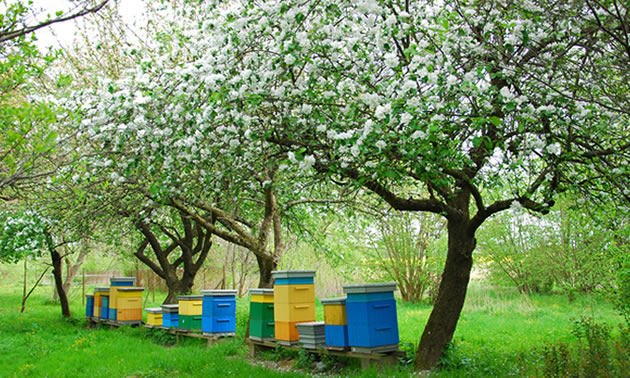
[
  {"left": 93, "top": 287, "right": 109, "bottom": 320},
  {"left": 116, "top": 287, "right": 144, "bottom": 323},
  {"left": 272, "top": 270, "right": 316, "bottom": 345},
  {"left": 201, "top": 290, "right": 237, "bottom": 335},
  {"left": 145, "top": 307, "right": 163, "bottom": 327},
  {"left": 343, "top": 283, "right": 399, "bottom": 349},
  {"left": 161, "top": 304, "right": 179, "bottom": 327},
  {"left": 178, "top": 295, "right": 203, "bottom": 330},
  {"left": 321, "top": 297, "right": 349, "bottom": 348},
  {"left": 101, "top": 295, "right": 110, "bottom": 320},
  {"left": 108, "top": 277, "right": 136, "bottom": 321},
  {"left": 249, "top": 288, "right": 274, "bottom": 341},
  {"left": 85, "top": 294, "right": 94, "bottom": 318}
]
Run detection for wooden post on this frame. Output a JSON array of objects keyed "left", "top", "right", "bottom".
[
  {"left": 82, "top": 268, "right": 86, "bottom": 306},
  {"left": 21, "top": 259, "right": 27, "bottom": 311}
]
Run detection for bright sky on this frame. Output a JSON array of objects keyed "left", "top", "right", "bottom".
[{"left": 31, "top": 0, "right": 145, "bottom": 50}]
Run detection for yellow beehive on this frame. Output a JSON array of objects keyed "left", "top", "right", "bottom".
[
  {"left": 145, "top": 307, "right": 162, "bottom": 326},
  {"left": 178, "top": 295, "right": 203, "bottom": 316},
  {"left": 321, "top": 297, "right": 347, "bottom": 326},
  {"left": 273, "top": 284, "right": 315, "bottom": 304},
  {"left": 274, "top": 302, "right": 316, "bottom": 322}
]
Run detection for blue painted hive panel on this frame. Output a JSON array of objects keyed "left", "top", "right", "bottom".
[
  {"left": 162, "top": 312, "right": 179, "bottom": 327},
  {"left": 202, "top": 316, "right": 235, "bottom": 333},
  {"left": 274, "top": 277, "right": 314, "bottom": 285},
  {"left": 85, "top": 296, "right": 94, "bottom": 317},
  {"left": 101, "top": 297, "right": 110, "bottom": 319},
  {"left": 110, "top": 281, "right": 135, "bottom": 287},
  {"left": 108, "top": 308, "right": 116, "bottom": 321},
  {"left": 202, "top": 297, "right": 236, "bottom": 318},
  {"left": 325, "top": 324, "right": 349, "bottom": 347},
  {"left": 346, "top": 298, "right": 399, "bottom": 347},
  {"left": 346, "top": 291, "right": 394, "bottom": 302}
]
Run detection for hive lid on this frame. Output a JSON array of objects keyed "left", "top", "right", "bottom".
[
  {"left": 178, "top": 295, "right": 203, "bottom": 301},
  {"left": 145, "top": 307, "right": 162, "bottom": 313},
  {"left": 201, "top": 289, "right": 238, "bottom": 296},
  {"left": 271, "top": 270, "right": 316, "bottom": 279},
  {"left": 161, "top": 304, "right": 179, "bottom": 311},
  {"left": 343, "top": 282, "right": 397, "bottom": 294},
  {"left": 118, "top": 287, "right": 144, "bottom": 292},
  {"left": 249, "top": 288, "right": 274, "bottom": 296},
  {"left": 320, "top": 297, "right": 346, "bottom": 305},
  {"left": 295, "top": 321, "right": 325, "bottom": 328},
  {"left": 94, "top": 286, "right": 109, "bottom": 292},
  {"left": 85, "top": 294, "right": 94, "bottom": 297},
  {"left": 110, "top": 277, "right": 137, "bottom": 283}
]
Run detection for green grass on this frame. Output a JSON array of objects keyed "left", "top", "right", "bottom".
[{"left": 0, "top": 280, "right": 624, "bottom": 377}]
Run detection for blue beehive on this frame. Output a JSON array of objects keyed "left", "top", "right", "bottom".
[
  {"left": 161, "top": 304, "right": 179, "bottom": 327},
  {"left": 101, "top": 295, "right": 110, "bottom": 320},
  {"left": 343, "top": 283, "right": 399, "bottom": 348},
  {"left": 321, "top": 297, "right": 349, "bottom": 348},
  {"left": 85, "top": 294, "right": 94, "bottom": 318},
  {"left": 201, "top": 290, "right": 237, "bottom": 334}
]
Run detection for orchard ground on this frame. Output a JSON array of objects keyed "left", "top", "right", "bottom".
[{"left": 0, "top": 280, "right": 623, "bottom": 377}]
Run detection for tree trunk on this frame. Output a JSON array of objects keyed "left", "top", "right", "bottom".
[
  {"left": 50, "top": 247, "right": 71, "bottom": 317},
  {"left": 163, "top": 276, "right": 195, "bottom": 304},
  {"left": 62, "top": 242, "right": 88, "bottom": 296},
  {"left": 414, "top": 218, "right": 475, "bottom": 370},
  {"left": 256, "top": 254, "right": 277, "bottom": 288}
]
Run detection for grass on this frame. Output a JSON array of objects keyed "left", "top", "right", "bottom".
[{"left": 0, "top": 279, "right": 624, "bottom": 377}]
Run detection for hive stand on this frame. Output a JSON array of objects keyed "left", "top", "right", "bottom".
[{"left": 246, "top": 338, "right": 404, "bottom": 370}]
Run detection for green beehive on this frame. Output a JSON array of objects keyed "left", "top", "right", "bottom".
[
  {"left": 178, "top": 295, "right": 203, "bottom": 331},
  {"left": 249, "top": 288, "right": 275, "bottom": 340}
]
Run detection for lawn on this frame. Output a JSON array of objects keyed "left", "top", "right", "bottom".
[{"left": 0, "top": 281, "right": 624, "bottom": 377}]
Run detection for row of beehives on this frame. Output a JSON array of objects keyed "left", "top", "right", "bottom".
[
  {"left": 250, "top": 270, "right": 399, "bottom": 351},
  {"left": 85, "top": 277, "right": 144, "bottom": 324},
  {"left": 84, "top": 271, "right": 399, "bottom": 351},
  {"left": 144, "top": 290, "right": 237, "bottom": 335}
]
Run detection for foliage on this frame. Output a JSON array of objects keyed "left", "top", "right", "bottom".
[
  {"left": 363, "top": 210, "right": 445, "bottom": 303},
  {"left": 538, "top": 317, "right": 630, "bottom": 377},
  {"left": 478, "top": 198, "right": 621, "bottom": 296},
  {"left": 0, "top": 208, "right": 51, "bottom": 263}
]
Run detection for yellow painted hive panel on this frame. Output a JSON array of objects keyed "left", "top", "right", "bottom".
[
  {"left": 273, "top": 302, "right": 316, "bottom": 322},
  {"left": 274, "top": 321, "right": 300, "bottom": 341},
  {"left": 147, "top": 313, "right": 163, "bottom": 326},
  {"left": 117, "top": 297, "right": 143, "bottom": 309},
  {"left": 250, "top": 294, "right": 274, "bottom": 303},
  {"left": 117, "top": 308, "right": 142, "bottom": 321},
  {"left": 273, "top": 284, "right": 315, "bottom": 304},
  {"left": 323, "top": 304, "right": 347, "bottom": 326},
  {"left": 117, "top": 290, "right": 143, "bottom": 298},
  {"left": 178, "top": 300, "right": 202, "bottom": 316}
]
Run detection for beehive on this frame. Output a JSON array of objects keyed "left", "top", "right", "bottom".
[
  {"left": 100, "top": 294, "right": 110, "bottom": 320},
  {"left": 249, "top": 288, "right": 274, "bottom": 341},
  {"left": 161, "top": 304, "right": 179, "bottom": 327},
  {"left": 93, "top": 287, "right": 109, "bottom": 320},
  {"left": 321, "top": 297, "right": 349, "bottom": 348},
  {"left": 178, "top": 295, "right": 203, "bottom": 330},
  {"left": 272, "top": 270, "right": 316, "bottom": 345},
  {"left": 85, "top": 294, "right": 94, "bottom": 318},
  {"left": 116, "top": 287, "right": 144, "bottom": 324},
  {"left": 108, "top": 277, "right": 136, "bottom": 321},
  {"left": 145, "top": 307, "right": 163, "bottom": 327},
  {"left": 343, "top": 283, "right": 399, "bottom": 350},
  {"left": 201, "top": 290, "right": 237, "bottom": 335}
]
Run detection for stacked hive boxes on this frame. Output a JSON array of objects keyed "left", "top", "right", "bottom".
[
  {"left": 201, "top": 290, "right": 237, "bottom": 336},
  {"left": 321, "top": 297, "right": 349, "bottom": 348},
  {"left": 178, "top": 295, "right": 203, "bottom": 331},
  {"left": 145, "top": 307, "right": 163, "bottom": 327},
  {"left": 100, "top": 294, "right": 110, "bottom": 320},
  {"left": 248, "top": 288, "right": 274, "bottom": 341},
  {"left": 116, "top": 287, "right": 144, "bottom": 324},
  {"left": 297, "top": 321, "right": 326, "bottom": 349},
  {"left": 93, "top": 287, "right": 109, "bottom": 320},
  {"left": 85, "top": 294, "right": 94, "bottom": 318},
  {"left": 161, "top": 304, "right": 179, "bottom": 327},
  {"left": 343, "top": 283, "right": 399, "bottom": 352},
  {"left": 108, "top": 277, "right": 137, "bottom": 321},
  {"left": 273, "top": 270, "right": 316, "bottom": 346}
]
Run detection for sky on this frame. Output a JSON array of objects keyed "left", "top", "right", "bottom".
[{"left": 30, "top": 0, "right": 145, "bottom": 50}]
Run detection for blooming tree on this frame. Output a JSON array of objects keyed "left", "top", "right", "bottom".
[{"left": 65, "top": 0, "right": 628, "bottom": 368}]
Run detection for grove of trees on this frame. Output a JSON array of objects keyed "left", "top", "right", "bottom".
[{"left": 1, "top": 0, "right": 628, "bottom": 371}]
